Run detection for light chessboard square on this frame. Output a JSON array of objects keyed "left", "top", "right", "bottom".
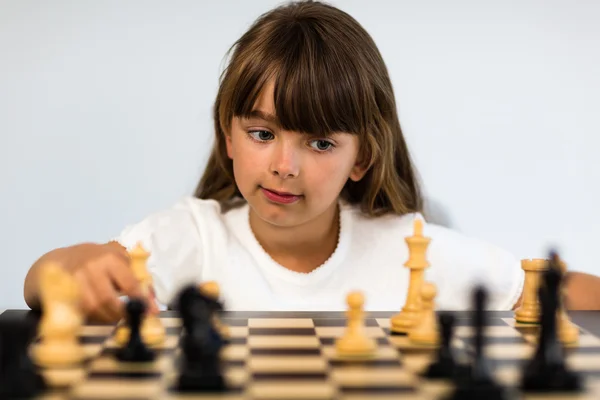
[{"left": 248, "top": 318, "right": 315, "bottom": 328}]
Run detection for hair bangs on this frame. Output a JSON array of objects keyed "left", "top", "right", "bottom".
[{"left": 229, "top": 22, "right": 370, "bottom": 138}]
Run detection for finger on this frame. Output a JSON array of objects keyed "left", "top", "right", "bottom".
[
  {"left": 106, "top": 255, "right": 143, "bottom": 299},
  {"left": 88, "top": 262, "right": 125, "bottom": 321},
  {"left": 146, "top": 287, "right": 160, "bottom": 315},
  {"left": 104, "top": 241, "right": 131, "bottom": 263},
  {"left": 76, "top": 270, "right": 115, "bottom": 323}
]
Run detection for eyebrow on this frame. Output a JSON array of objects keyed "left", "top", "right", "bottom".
[{"left": 244, "top": 109, "right": 279, "bottom": 125}]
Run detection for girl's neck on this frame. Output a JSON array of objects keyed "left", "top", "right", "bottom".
[{"left": 248, "top": 202, "right": 340, "bottom": 274}]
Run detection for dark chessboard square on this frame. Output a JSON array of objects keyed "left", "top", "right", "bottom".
[
  {"left": 340, "top": 386, "right": 416, "bottom": 394},
  {"left": 229, "top": 337, "right": 247, "bottom": 345},
  {"left": 167, "top": 383, "right": 244, "bottom": 394},
  {"left": 221, "top": 318, "right": 249, "bottom": 326},
  {"left": 578, "top": 370, "right": 600, "bottom": 379},
  {"left": 249, "top": 327, "right": 316, "bottom": 336},
  {"left": 329, "top": 359, "right": 402, "bottom": 368},
  {"left": 166, "top": 326, "right": 181, "bottom": 335},
  {"left": 250, "top": 348, "right": 322, "bottom": 356},
  {"left": 569, "top": 346, "right": 600, "bottom": 355},
  {"left": 252, "top": 372, "right": 328, "bottom": 381},
  {"left": 100, "top": 347, "right": 173, "bottom": 358},
  {"left": 222, "top": 360, "right": 246, "bottom": 368},
  {"left": 514, "top": 326, "right": 540, "bottom": 336},
  {"left": 79, "top": 336, "right": 109, "bottom": 345},
  {"left": 87, "top": 371, "right": 162, "bottom": 380}
]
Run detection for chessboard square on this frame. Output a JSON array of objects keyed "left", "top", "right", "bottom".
[
  {"left": 376, "top": 318, "right": 390, "bottom": 329},
  {"left": 249, "top": 328, "right": 316, "bottom": 336},
  {"left": 568, "top": 353, "right": 600, "bottom": 371},
  {"left": 248, "top": 381, "right": 336, "bottom": 399},
  {"left": 104, "top": 333, "right": 178, "bottom": 350},
  {"left": 229, "top": 337, "right": 248, "bottom": 346},
  {"left": 41, "top": 367, "right": 87, "bottom": 389},
  {"left": 314, "top": 326, "right": 385, "bottom": 339},
  {"left": 80, "top": 325, "right": 115, "bottom": 337},
  {"left": 222, "top": 344, "right": 250, "bottom": 360},
  {"left": 483, "top": 342, "right": 534, "bottom": 359},
  {"left": 160, "top": 317, "right": 182, "bottom": 328},
  {"left": 164, "top": 393, "right": 246, "bottom": 400},
  {"left": 321, "top": 344, "right": 399, "bottom": 361},
  {"left": 70, "top": 378, "right": 164, "bottom": 399},
  {"left": 331, "top": 366, "right": 414, "bottom": 387},
  {"left": 79, "top": 335, "right": 108, "bottom": 345},
  {"left": 495, "top": 365, "right": 600, "bottom": 399},
  {"left": 88, "top": 354, "right": 170, "bottom": 373},
  {"left": 455, "top": 317, "right": 507, "bottom": 327},
  {"left": 387, "top": 334, "right": 461, "bottom": 351},
  {"left": 248, "top": 318, "right": 314, "bottom": 328},
  {"left": 229, "top": 326, "right": 249, "bottom": 337},
  {"left": 454, "top": 325, "right": 520, "bottom": 338},
  {"left": 221, "top": 318, "right": 249, "bottom": 327},
  {"left": 342, "top": 395, "right": 425, "bottom": 400},
  {"left": 312, "top": 318, "right": 378, "bottom": 327},
  {"left": 251, "top": 348, "right": 322, "bottom": 356},
  {"left": 463, "top": 335, "right": 527, "bottom": 346},
  {"left": 164, "top": 366, "right": 249, "bottom": 392},
  {"left": 82, "top": 343, "right": 104, "bottom": 360},
  {"left": 248, "top": 336, "right": 320, "bottom": 348},
  {"left": 397, "top": 353, "right": 438, "bottom": 374},
  {"left": 166, "top": 327, "right": 181, "bottom": 335},
  {"left": 249, "top": 356, "right": 327, "bottom": 373},
  {"left": 574, "top": 333, "right": 600, "bottom": 347},
  {"left": 319, "top": 337, "right": 388, "bottom": 347}
]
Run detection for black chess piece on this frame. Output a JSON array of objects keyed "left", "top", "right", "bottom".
[
  {"left": 0, "top": 313, "right": 46, "bottom": 399},
  {"left": 197, "top": 289, "right": 229, "bottom": 345},
  {"left": 520, "top": 250, "right": 582, "bottom": 392},
  {"left": 422, "top": 312, "right": 459, "bottom": 379},
  {"left": 446, "top": 285, "right": 509, "bottom": 400},
  {"left": 116, "top": 298, "right": 156, "bottom": 363},
  {"left": 174, "top": 284, "right": 226, "bottom": 392}
]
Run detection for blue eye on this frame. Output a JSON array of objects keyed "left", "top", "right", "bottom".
[
  {"left": 310, "top": 139, "right": 335, "bottom": 152},
  {"left": 248, "top": 130, "right": 273, "bottom": 141}
]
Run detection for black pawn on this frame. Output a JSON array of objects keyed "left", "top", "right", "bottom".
[
  {"left": 175, "top": 285, "right": 226, "bottom": 392},
  {"left": 0, "top": 313, "right": 46, "bottom": 399},
  {"left": 447, "top": 286, "right": 508, "bottom": 400},
  {"left": 520, "top": 250, "right": 582, "bottom": 392},
  {"left": 422, "top": 312, "right": 458, "bottom": 379},
  {"left": 116, "top": 298, "right": 156, "bottom": 362}
]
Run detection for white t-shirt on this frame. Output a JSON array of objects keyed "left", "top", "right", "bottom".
[{"left": 115, "top": 196, "right": 523, "bottom": 312}]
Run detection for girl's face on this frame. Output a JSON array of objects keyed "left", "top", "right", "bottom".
[{"left": 225, "top": 81, "right": 367, "bottom": 228}]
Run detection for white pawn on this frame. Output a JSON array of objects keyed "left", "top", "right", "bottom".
[
  {"left": 33, "top": 262, "right": 85, "bottom": 367},
  {"left": 409, "top": 281, "right": 439, "bottom": 345},
  {"left": 336, "top": 291, "right": 376, "bottom": 358}
]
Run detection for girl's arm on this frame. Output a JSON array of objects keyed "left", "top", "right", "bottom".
[{"left": 512, "top": 271, "right": 600, "bottom": 310}]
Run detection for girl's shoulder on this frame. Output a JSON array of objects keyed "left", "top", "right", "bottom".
[{"left": 115, "top": 196, "right": 235, "bottom": 250}]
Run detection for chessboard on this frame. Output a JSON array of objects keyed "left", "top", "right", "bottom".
[{"left": 2, "top": 309, "right": 600, "bottom": 400}]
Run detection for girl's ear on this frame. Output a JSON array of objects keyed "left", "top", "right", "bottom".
[
  {"left": 225, "top": 132, "right": 233, "bottom": 159},
  {"left": 349, "top": 160, "right": 368, "bottom": 182}
]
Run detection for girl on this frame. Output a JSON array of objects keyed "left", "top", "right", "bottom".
[{"left": 23, "top": 0, "right": 600, "bottom": 322}]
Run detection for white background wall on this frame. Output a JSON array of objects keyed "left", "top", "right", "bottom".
[{"left": 1, "top": 0, "right": 599, "bottom": 309}]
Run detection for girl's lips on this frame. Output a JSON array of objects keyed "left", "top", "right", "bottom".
[{"left": 260, "top": 187, "right": 302, "bottom": 204}]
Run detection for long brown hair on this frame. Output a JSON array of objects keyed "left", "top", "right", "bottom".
[{"left": 194, "top": 0, "right": 423, "bottom": 216}]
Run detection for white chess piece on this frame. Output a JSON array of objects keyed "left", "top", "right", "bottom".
[{"left": 335, "top": 291, "right": 376, "bottom": 358}]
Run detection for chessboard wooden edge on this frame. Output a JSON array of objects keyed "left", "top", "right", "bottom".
[{"left": 2, "top": 309, "right": 600, "bottom": 335}]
